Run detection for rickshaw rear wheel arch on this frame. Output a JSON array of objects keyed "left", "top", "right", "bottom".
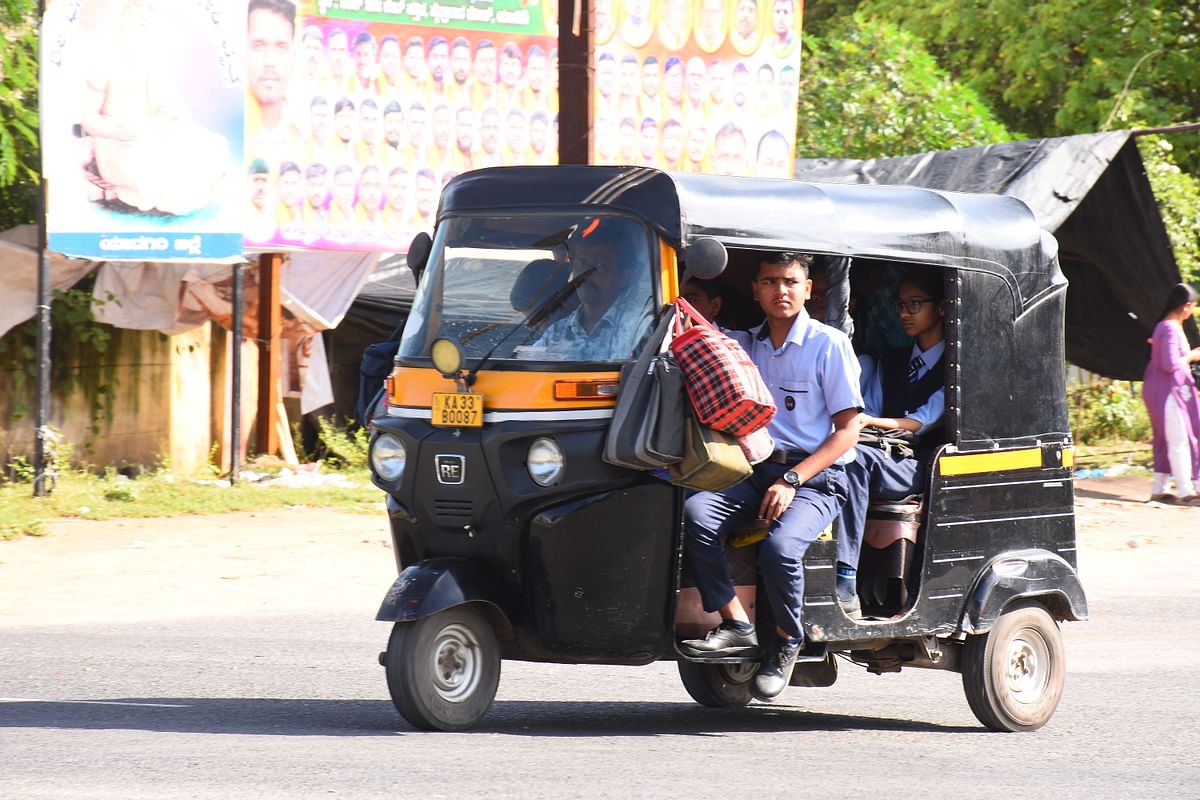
[
  {"left": 961, "top": 590, "right": 1082, "bottom": 638},
  {"left": 960, "top": 548, "right": 1089, "bottom": 636}
]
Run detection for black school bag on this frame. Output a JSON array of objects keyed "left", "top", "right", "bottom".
[{"left": 355, "top": 326, "right": 404, "bottom": 428}]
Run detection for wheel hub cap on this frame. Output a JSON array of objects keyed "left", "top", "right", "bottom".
[
  {"left": 431, "top": 623, "right": 481, "bottom": 703},
  {"left": 1005, "top": 629, "right": 1050, "bottom": 703}
]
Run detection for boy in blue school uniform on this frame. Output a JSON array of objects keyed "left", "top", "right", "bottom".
[
  {"left": 680, "top": 251, "right": 864, "bottom": 701},
  {"left": 836, "top": 270, "right": 946, "bottom": 612}
]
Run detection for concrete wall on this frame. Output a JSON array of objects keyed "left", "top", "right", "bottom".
[{"left": 0, "top": 326, "right": 222, "bottom": 475}]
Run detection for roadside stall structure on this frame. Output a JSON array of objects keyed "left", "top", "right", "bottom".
[{"left": 793, "top": 129, "right": 1200, "bottom": 380}]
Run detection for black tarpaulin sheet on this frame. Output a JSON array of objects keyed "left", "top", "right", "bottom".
[{"left": 794, "top": 131, "right": 1194, "bottom": 380}]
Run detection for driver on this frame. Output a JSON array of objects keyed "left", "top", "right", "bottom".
[{"left": 533, "top": 220, "right": 652, "bottom": 361}]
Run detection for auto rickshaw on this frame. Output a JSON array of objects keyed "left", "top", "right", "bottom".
[{"left": 368, "top": 165, "right": 1087, "bottom": 732}]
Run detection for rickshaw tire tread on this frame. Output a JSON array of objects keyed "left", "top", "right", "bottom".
[
  {"left": 384, "top": 605, "right": 502, "bottom": 732},
  {"left": 677, "top": 661, "right": 755, "bottom": 708},
  {"left": 960, "top": 600, "right": 1065, "bottom": 733}
]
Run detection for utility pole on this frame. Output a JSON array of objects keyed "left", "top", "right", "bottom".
[
  {"left": 33, "top": 0, "right": 51, "bottom": 497},
  {"left": 557, "top": 0, "right": 591, "bottom": 165}
]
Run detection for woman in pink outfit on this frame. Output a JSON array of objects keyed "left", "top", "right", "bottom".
[{"left": 1142, "top": 283, "right": 1200, "bottom": 505}]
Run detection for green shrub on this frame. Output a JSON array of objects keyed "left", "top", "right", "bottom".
[
  {"left": 316, "top": 416, "right": 370, "bottom": 470},
  {"left": 1069, "top": 379, "right": 1150, "bottom": 444}
]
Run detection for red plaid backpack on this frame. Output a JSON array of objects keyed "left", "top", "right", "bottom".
[{"left": 670, "top": 298, "right": 776, "bottom": 436}]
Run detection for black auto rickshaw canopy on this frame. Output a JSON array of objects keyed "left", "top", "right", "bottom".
[{"left": 436, "top": 166, "right": 1070, "bottom": 451}]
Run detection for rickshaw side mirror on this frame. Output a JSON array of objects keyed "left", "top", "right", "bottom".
[
  {"left": 684, "top": 237, "right": 728, "bottom": 280},
  {"left": 408, "top": 232, "right": 433, "bottom": 285}
]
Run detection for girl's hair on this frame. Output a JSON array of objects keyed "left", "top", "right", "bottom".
[
  {"left": 1162, "top": 282, "right": 1198, "bottom": 319},
  {"left": 898, "top": 269, "right": 944, "bottom": 304}
]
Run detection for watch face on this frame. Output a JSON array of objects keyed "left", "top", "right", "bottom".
[{"left": 784, "top": 471, "right": 799, "bottom": 486}]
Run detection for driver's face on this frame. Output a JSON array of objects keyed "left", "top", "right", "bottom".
[{"left": 573, "top": 246, "right": 621, "bottom": 307}]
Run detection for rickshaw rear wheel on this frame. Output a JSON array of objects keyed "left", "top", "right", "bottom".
[
  {"left": 677, "top": 661, "right": 756, "bottom": 708},
  {"left": 385, "top": 605, "right": 501, "bottom": 731},
  {"left": 961, "top": 600, "right": 1065, "bottom": 732}
]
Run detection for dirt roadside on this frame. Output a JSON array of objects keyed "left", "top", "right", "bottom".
[
  {"left": 0, "top": 508, "right": 397, "bottom": 625},
  {"left": 0, "top": 476, "right": 1194, "bottom": 626}
]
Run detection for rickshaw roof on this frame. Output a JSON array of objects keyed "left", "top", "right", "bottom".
[{"left": 439, "top": 166, "right": 1065, "bottom": 316}]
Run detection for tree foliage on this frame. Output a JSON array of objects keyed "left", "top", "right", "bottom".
[
  {"left": 801, "top": 1, "right": 1199, "bottom": 288},
  {"left": 856, "top": 0, "right": 1200, "bottom": 169},
  {"left": 1, "top": 5, "right": 39, "bottom": 227},
  {"left": 795, "top": 13, "right": 1011, "bottom": 160},
  {"left": 1, "top": 0, "right": 33, "bottom": 25},
  {"left": 1140, "top": 136, "right": 1200, "bottom": 286}
]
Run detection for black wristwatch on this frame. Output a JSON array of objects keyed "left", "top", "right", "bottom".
[{"left": 781, "top": 470, "right": 801, "bottom": 487}]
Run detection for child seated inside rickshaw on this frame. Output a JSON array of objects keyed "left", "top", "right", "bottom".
[
  {"left": 835, "top": 269, "right": 946, "bottom": 618},
  {"left": 680, "top": 277, "right": 726, "bottom": 327}
]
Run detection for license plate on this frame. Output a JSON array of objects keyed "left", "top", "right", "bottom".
[{"left": 431, "top": 392, "right": 484, "bottom": 428}]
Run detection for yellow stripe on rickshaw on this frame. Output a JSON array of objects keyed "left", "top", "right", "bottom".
[{"left": 938, "top": 448, "right": 1044, "bottom": 476}]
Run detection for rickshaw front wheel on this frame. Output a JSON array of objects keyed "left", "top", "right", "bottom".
[
  {"left": 677, "top": 661, "right": 756, "bottom": 708},
  {"left": 385, "top": 605, "right": 501, "bottom": 731},
  {"left": 961, "top": 600, "right": 1065, "bottom": 732}
]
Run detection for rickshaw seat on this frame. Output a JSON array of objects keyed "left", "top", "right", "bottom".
[
  {"left": 863, "top": 496, "right": 923, "bottom": 550},
  {"left": 859, "top": 496, "right": 924, "bottom": 612},
  {"left": 511, "top": 258, "right": 574, "bottom": 314}
]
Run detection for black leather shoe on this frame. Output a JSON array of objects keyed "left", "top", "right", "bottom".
[
  {"left": 679, "top": 621, "right": 758, "bottom": 656},
  {"left": 751, "top": 638, "right": 801, "bottom": 701}
]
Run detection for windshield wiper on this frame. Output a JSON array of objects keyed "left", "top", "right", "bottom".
[{"left": 462, "top": 268, "right": 595, "bottom": 383}]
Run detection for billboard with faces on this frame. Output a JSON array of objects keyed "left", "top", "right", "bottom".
[
  {"left": 244, "top": 0, "right": 559, "bottom": 253},
  {"left": 42, "top": 0, "right": 794, "bottom": 261},
  {"left": 591, "top": 0, "right": 802, "bottom": 178}
]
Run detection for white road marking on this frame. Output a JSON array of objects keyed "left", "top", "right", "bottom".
[{"left": 0, "top": 698, "right": 190, "bottom": 708}]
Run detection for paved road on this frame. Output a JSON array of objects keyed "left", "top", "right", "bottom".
[{"left": 1, "top": 481, "right": 1198, "bottom": 799}]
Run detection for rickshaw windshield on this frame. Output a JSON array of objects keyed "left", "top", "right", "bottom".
[{"left": 399, "top": 214, "right": 658, "bottom": 364}]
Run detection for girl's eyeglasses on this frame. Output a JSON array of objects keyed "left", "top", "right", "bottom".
[{"left": 894, "top": 298, "right": 934, "bottom": 315}]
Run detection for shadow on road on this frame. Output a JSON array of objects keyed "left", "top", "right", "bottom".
[
  {"left": 1074, "top": 485, "right": 1147, "bottom": 504},
  {"left": 0, "top": 697, "right": 979, "bottom": 736},
  {"left": 1073, "top": 476, "right": 1155, "bottom": 505}
]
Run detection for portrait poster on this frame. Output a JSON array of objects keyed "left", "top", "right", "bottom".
[
  {"left": 591, "top": 0, "right": 803, "bottom": 178},
  {"left": 244, "top": 0, "right": 559, "bottom": 254},
  {"left": 41, "top": 0, "right": 247, "bottom": 262}
]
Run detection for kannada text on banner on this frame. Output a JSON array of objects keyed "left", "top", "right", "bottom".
[
  {"left": 592, "top": 0, "right": 802, "bottom": 177},
  {"left": 244, "top": 0, "right": 559, "bottom": 253},
  {"left": 42, "top": 0, "right": 247, "bottom": 262}
]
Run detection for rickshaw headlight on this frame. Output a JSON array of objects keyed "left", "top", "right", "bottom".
[
  {"left": 371, "top": 434, "right": 407, "bottom": 482},
  {"left": 527, "top": 437, "right": 564, "bottom": 486}
]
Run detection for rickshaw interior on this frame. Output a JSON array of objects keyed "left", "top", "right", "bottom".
[
  {"left": 403, "top": 226, "right": 955, "bottom": 624},
  {"left": 676, "top": 247, "right": 952, "bottom": 624}
]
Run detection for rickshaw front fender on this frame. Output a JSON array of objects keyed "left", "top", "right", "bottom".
[
  {"left": 375, "top": 558, "right": 514, "bottom": 640},
  {"left": 960, "top": 548, "right": 1089, "bottom": 635}
]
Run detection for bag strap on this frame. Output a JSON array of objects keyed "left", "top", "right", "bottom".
[
  {"left": 673, "top": 296, "right": 713, "bottom": 337},
  {"left": 658, "top": 303, "right": 677, "bottom": 354}
]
